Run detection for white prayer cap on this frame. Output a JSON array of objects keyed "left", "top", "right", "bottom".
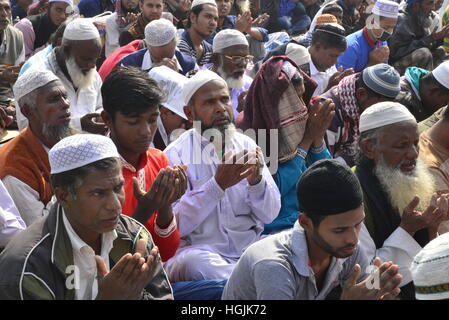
[
  {"left": 183, "top": 69, "right": 227, "bottom": 105},
  {"left": 191, "top": 0, "right": 216, "bottom": 8},
  {"left": 411, "top": 233, "right": 449, "bottom": 300},
  {"left": 212, "top": 29, "right": 249, "bottom": 53},
  {"left": 13, "top": 69, "right": 59, "bottom": 102},
  {"left": 49, "top": 134, "right": 120, "bottom": 174},
  {"left": 49, "top": 0, "right": 73, "bottom": 7},
  {"left": 149, "top": 66, "right": 188, "bottom": 120},
  {"left": 372, "top": 0, "right": 399, "bottom": 18},
  {"left": 145, "top": 19, "right": 177, "bottom": 47},
  {"left": 285, "top": 43, "right": 311, "bottom": 66},
  {"left": 359, "top": 102, "right": 416, "bottom": 133},
  {"left": 63, "top": 18, "right": 100, "bottom": 41},
  {"left": 432, "top": 61, "right": 449, "bottom": 90}
]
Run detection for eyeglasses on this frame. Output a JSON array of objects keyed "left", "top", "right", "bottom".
[{"left": 224, "top": 55, "right": 254, "bottom": 64}]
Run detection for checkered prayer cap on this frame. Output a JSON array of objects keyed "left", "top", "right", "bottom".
[
  {"left": 13, "top": 69, "right": 59, "bottom": 102},
  {"left": 49, "top": 134, "right": 120, "bottom": 174}
]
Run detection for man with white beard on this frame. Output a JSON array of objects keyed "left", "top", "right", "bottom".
[
  {"left": 209, "top": 29, "right": 253, "bottom": 116},
  {"left": 163, "top": 69, "right": 281, "bottom": 282},
  {"left": 16, "top": 18, "right": 106, "bottom": 134},
  {"left": 355, "top": 101, "right": 449, "bottom": 300},
  {"left": 0, "top": 69, "right": 74, "bottom": 226}
]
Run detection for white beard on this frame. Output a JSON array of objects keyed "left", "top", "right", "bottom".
[
  {"left": 65, "top": 56, "right": 96, "bottom": 89},
  {"left": 236, "top": 0, "right": 250, "bottom": 12},
  {"left": 217, "top": 66, "right": 246, "bottom": 90},
  {"left": 374, "top": 156, "right": 436, "bottom": 216}
]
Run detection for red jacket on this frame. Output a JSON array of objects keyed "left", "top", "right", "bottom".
[
  {"left": 98, "top": 39, "right": 143, "bottom": 80},
  {"left": 121, "top": 148, "right": 180, "bottom": 261}
]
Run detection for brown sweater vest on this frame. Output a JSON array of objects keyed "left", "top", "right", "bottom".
[{"left": 0, "top": 128, "right": 52, "bottom": 205}]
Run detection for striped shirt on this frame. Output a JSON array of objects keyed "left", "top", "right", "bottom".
[{"left": 178, "top": 30, "right": 213, "bottom": 67}]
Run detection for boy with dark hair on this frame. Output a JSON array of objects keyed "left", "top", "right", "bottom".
[
  {"left": 308, "top": 23, "right": 352, "bottom": 96},
  {"left": 222, "top": 159, "right": 403, "bottom": 300},
  {"left": 101, "top": 66, "right": 187, "bottom": 262}
]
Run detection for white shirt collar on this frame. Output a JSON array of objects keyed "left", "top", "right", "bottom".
[{"left": 62, "top": 209, "right": 117, "bottom": 255}]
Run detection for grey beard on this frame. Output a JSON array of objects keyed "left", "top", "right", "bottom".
[{"left": 42, "top": 123, "right": 74, "bottom": 142}]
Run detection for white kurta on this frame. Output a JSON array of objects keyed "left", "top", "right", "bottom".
[
  {"left": 163, "top": 129, "right": 281, "bottom": 280},
  {"left": 358, "top": 223, "right": 422, "bottom": 287},
  {"left": 310, "top": 59, "right": 337, "bottom": 97}
]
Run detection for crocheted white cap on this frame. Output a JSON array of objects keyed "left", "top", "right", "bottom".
[
  {"left": 372, "top": 0, "right": 399, "bottom": 18},
  {"left": 191, "top": 0, "right": 216, "bottom": 8},
  {"left": 63, "top": 18, "right": 100, "bottom": 41},
  {"left": 145, "top": 18, "right": 177, "bottom": 47},
  {"left": 183, "top": 69, "right": 227, "bottom": 105},
  {"left": 49, "top": 134, "right": 120, "bottom": 174},
  {"left": 359, "top": 101, "right": 416, "bottom": 133},
  {"left": 212, "top": 29, "right": 248, "bottom": 53},
  {"left": 149, "top": 66, "right": 188, "bottom": 119},
  {"left": 49, "top": 0, "right": 73, "bottom": 7},
  {"left": 411, "top": 233, "right": 449, "bottom": 300},
  {"left": 13, "top": 69, "right": 59, "bottom": 102},
  {"left": 432, "top": 60, "right": 449, "bottom": 90}
]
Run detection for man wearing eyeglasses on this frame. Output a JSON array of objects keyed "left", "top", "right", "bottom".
[{"left": 209, "top": 29, "right": 253, "bottom": 116}]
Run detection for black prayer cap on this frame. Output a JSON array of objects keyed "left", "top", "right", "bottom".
[{"left": 297, "top": 159, "right": 363, "bottom": 215}]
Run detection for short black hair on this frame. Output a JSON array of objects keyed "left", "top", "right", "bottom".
[
  {"left": 311, "top": 23, "right": 347, "bottom": 51},
  {"left": 186, "top": 4, "right": 206, "bottom": 29},
  {"left": 322, "top": 3, "right": 343, "bottom": 15},
  {"left": 101, "top": 66, "right": 165, "bottom": 119}
]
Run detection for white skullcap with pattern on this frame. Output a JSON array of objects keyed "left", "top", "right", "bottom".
[
  {"left": 213, "top": 29, "right": 248, "bottom": 53},
  {"left": 145, "top": 19, "right": 177, "bottom": 47},
  {"left": 63, "top": 18, "right": 100, "bottom": 41},
  {"left": 49, "top": 134, "right": 120, "bottom": 174},
  {"left": 191, "top": 0, "right": 216, "bottom": 8},
  {"left": 13, "top": 69, "right": 60, "bottom": 102}
]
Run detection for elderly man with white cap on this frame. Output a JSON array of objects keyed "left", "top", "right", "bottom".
[
  {"left": 323, "top": 63, "right": 401, "bottom": 166},
  {"left": 337, "top": 0, "right": 399, "bottom": 73},
  {"left": 0, "top": 69, "right": 73, "bottom": 227},
  {"left": 395, "top": 60, "right": 449, "bottom": 122},
  {"left": 0, "top": 133, "right": 173, "bottom": 300},
  {"left": 178, "top": 0, "right": 218, "bottom": 66},
  {"left": 16, "top": 18, "right": 106, "bottom": 134},
  {"left": 120, "top": 18, "right": 198, "bottom": 75},
  {"left": 15, "top": 0, "right": 73, "bottom": 59},
  {"left": 163, "top": 69, "right": 281, "bottom": 282},
  {"left": 209, "top": 29, "right": 253, "bottom": 116},
  {"left": 355, "top": 101, "right": 449, "bottom": 300}
]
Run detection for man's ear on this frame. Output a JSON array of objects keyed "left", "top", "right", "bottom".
[
  {"left": 183, "top": 105, "right": 194, "bottom": 122},
  {"left": 299, "top": 213, "right": 314, "bottom": 232},
  {"left": 359, "top": 138, "right": 377, "bottom": 160},
  {"left": 101, "top": 110, "right": 113, "bottom": 128},
  {"left": 20, "top": 103, "right": 32, "bottom": 119},
  {"left": 54, "top": 188, "right": 71, "bottom": 209},
  {"left": 355, "top": 87, "right": 368, "bottom": 109}
]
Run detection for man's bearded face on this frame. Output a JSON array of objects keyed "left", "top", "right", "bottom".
[
  {"left": 374, "top": 155, "right": 435, "bottom": 215},
  {"left": 65, "top": 55, "right": 96, "bottom": 89}
]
